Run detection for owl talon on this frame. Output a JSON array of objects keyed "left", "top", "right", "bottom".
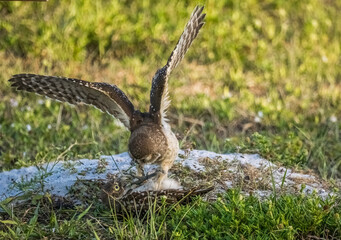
[{"left": 129, "top": 171, "right": 158, "bottom": 186}]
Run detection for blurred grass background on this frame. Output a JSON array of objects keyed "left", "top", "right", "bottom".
[{"left": 0, "top": 0, "right": 340, "bottom": 180}]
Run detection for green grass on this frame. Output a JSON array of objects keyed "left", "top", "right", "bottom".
[
  {"left": 0, "top": 0, "right": 341, "bottom": 238},
  {"left": 0, "top": 190, "right": 340, "bottom": 239}
]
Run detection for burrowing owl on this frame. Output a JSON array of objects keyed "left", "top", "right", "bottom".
[
  {"left": 101, "top": 177, "right": 213, "bottom": 212},
  {"left": 9, "top": 6, "right": 206, "bottom": 190}
]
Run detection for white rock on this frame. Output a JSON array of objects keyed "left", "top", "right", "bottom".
[{"left": 0, "top": 150, "right": 333, "bottom": 202}]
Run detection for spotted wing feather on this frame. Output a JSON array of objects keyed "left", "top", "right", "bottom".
[
  {"left": 116, "top": 186, "right": 214, "bottom": 211},
  {"left": 9, "top": 74, "right": 135, "bottom": 129},
  {"left": 149, "top": 6, "right": 206, "bottom": 124}
]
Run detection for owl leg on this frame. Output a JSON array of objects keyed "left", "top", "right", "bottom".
[
  {"left": 155, "top": 165, "right": 170, "bottom": 190},
  {"left": 136, "top": 162, "right": 145, "bottom": 177}
]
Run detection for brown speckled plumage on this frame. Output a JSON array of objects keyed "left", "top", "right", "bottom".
[
  {"left": 9, "top": 6, "right": 206, "bottom": 190},
  {"left": 101, "top": 178, "right": 213, "bottom": 212}
]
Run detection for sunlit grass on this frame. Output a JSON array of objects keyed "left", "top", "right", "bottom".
[
  {"left": 0, "top": 0, "right": 340, "bottom": 238},
  {"left": 0, "top": 190, "right": 340, "bottom": 239}
]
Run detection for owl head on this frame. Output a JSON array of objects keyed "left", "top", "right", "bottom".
[{"left": 101, "top": 178, "right": 125, "bottom": 204}]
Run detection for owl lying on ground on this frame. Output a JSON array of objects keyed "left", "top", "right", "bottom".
[
  {"left": 9, "top": 6, "right": 206, "bottom": 190},
  {"left": 101, "top": 176, "right": 213, "bottom": 213}
]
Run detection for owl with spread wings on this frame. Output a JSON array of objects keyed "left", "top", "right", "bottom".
[{"left": 9, "top": 6, "right": 206, "bottom": 190}]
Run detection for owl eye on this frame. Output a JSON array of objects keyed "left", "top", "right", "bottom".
[{"left": 114, "top": 184, "right": 120, "bottom": 191}]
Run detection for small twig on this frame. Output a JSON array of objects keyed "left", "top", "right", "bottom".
[
  {"left": 56, "top": 141, "right": 96, "bottom": 161},
  {"left": 169, "top": 113, "right": 204, "bottom": 126},
  {"left": 109, "top": 153, "right": 123, "bottom": 175},
  {"left": 180, "top": 123, "right": 197, "bottom": 149},
  {"left": 306, "top": 235, "right": 328, "bottom": 240},
  {"left": 88, "top": 215, "right": 106, "bottom": 230},
  {"left": 129, "top": 171, "right": 158, "bottom": 186}
]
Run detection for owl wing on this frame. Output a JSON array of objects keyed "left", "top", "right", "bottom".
[
  {"left": 118, "top": 186, "right": 214, "bottom": 210},
  {"left": 9, "top": 74, "right": 135, "bottom": 129},
  {"left": 149, "top": 6, "right": 206, "bottom": 124}
]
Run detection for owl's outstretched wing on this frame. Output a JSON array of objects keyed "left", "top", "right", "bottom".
[
  {"left": 149, "top": 6, "right": 206, "bottom": 124},
  {"left": 9, "top": 74, "right": 135, "bottom": 129}
]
